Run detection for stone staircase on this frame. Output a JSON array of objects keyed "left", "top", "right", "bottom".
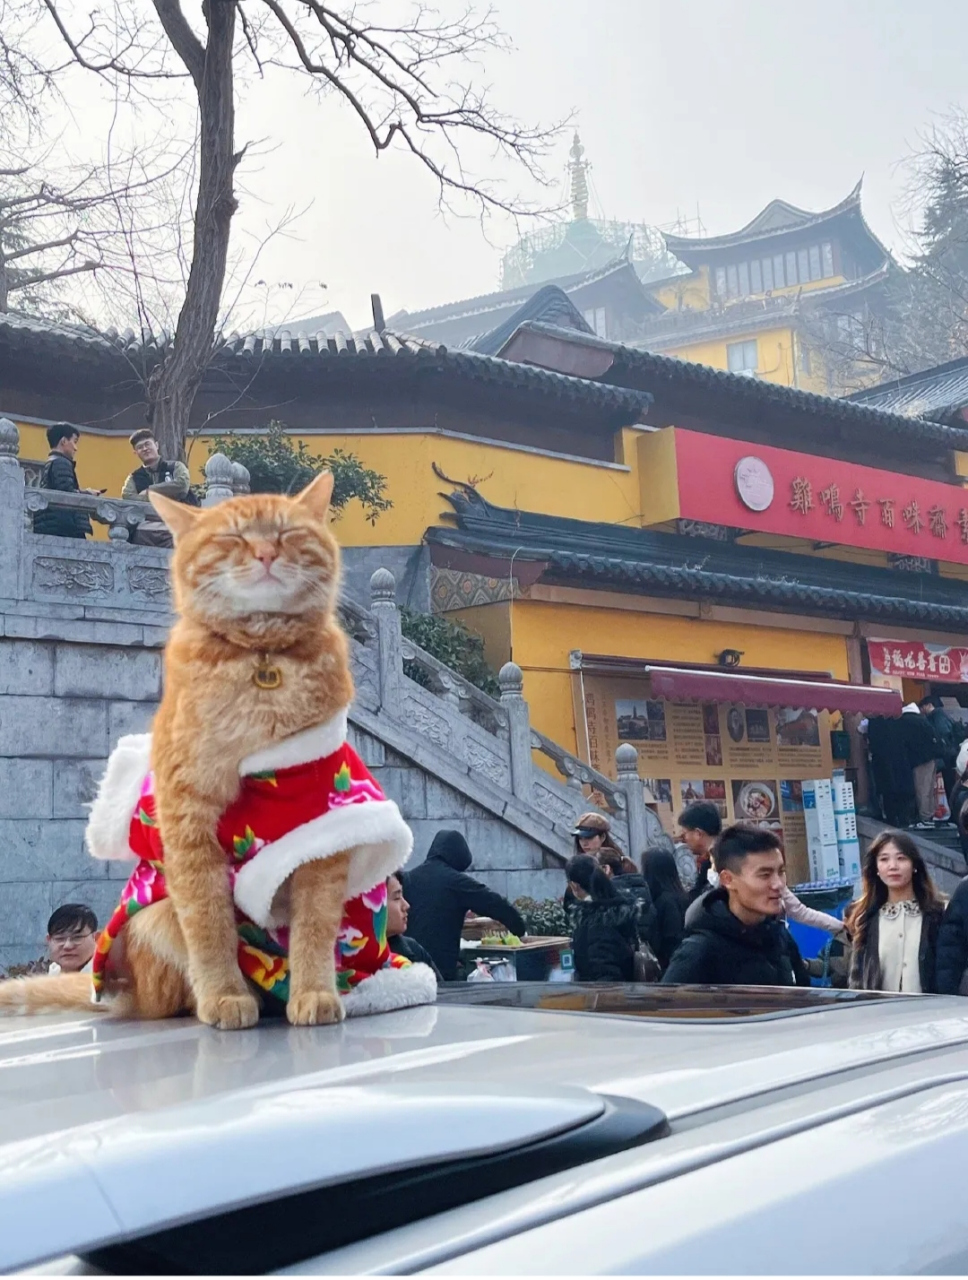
[{"left": 0, "top": 428, "right": 663, "bottom": 966}]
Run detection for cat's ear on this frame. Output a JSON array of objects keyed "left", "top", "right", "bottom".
[
  {"left": 292, "top": 470, "right": 334, "bottom": 520},
  {"left": 149, "top": 490, "right": 200, "bottom": 540}
]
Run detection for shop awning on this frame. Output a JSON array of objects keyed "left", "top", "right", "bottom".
[{"left": 644, "top": 666, "right": 902, "bottom": 715}]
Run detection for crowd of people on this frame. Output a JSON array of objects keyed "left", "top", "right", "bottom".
[
  {"left": 32, "top": 422, "right": 195, "bottom": 546},
  {"left": 10, "top": 804, "right": 968, "bottom": 999},
  {"left": 863, "top": 698, "right": 968, "bottom": 838},
  {"left": 563, "top": 798, "right": 968, "bottom": 996}
]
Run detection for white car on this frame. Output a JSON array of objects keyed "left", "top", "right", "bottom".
[{"left": 5, "top": 983, "right": 968, "bottom": 1274}]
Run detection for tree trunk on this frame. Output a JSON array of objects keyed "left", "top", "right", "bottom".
[{"left": 148, "top": 0, "right": 238, "bottom": 459}]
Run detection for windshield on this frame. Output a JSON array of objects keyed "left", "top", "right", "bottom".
[{"left": 438, "top": 981, "right": 904, "bottom": 1021}]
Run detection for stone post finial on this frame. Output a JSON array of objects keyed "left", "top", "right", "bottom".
[
  {"left": 203, "top": 453, "right": 235, "bottom": 506},
  {"left": 499, "top": 660, "right": 532, "bottom": 802},
  {"left": 369, "top": 567, "right": 402, "bottom": 709},
  {"left": 499, "top": 661, "right": 524, "bottom": 699},
  {"left": 369, "top": 566, "right": 397, "bottom": 607},
  {"left": 0, "top": 417, "right": 24, "bottom": 598},
  {"left": 615, "top": 742, "right": 648, "bottom": 859},
  {"left": 230, "top": 461, "right": 250, "bottom": 495},
  {"left": 0, "top": 416, "right": 19, "bottom": 462}
]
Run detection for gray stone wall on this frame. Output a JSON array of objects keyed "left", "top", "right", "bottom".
[
  {"left": 0, "top": 632, "right": 160, "bottom": 970},
  {"left": 0, "top": 638, "right": 562, "bottom": 968}
]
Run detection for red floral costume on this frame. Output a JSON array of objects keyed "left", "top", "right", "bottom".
[{"left": 86, "top": 710, "right": 436, "bottom": 1017}]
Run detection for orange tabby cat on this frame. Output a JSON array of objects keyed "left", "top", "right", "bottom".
[{"left": 1, "top": 473, "right": 357, "bottom": 1029}]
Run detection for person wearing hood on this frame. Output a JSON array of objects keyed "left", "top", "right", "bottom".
[
  {"left": 403, "top": 831, "right": 527, "bottom": 981},
  {"left": 566, "top": 854, "right": 640, "bottom": 982},
  {"left": 662, "top": 824, "right": 809, "bottom": 987},
  {"left": 899, "top": 702, "right": 942, "bottom": 829}
]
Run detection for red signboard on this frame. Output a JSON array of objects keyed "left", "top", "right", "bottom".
[
  {"left": 868, "top": 639, "right": 968, "bottom": 684},
  {"left": 672, "top": 429, "right": 968, "bottom": 565}
]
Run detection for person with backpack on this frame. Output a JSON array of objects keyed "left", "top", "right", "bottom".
[
  {"left": 597, "top": 848, "right": 657, "bottom": 953},
  {"left": 33, "top": 423, "right": 100, "bottom": 539},
  {"left": 565, "top": 854, "right": 639, "bottom": 983}
]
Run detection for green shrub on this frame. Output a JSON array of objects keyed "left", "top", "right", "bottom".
[
  {"left": 514, "top": 896, "right": 568, "bottom": 937},
  {"left": 400, "top": 609, "right": 500, "bottom": 698},
  {"left": 208, "top": 422, "right": 391, "bottom": 524}
]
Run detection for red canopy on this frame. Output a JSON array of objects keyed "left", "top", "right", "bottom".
[{"left": 645, "top": 666, "right": 902, "bottom": 715}]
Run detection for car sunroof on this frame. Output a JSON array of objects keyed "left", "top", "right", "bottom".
[{"left": 437, "top": 981, "right": 902, "bottom": 1020}]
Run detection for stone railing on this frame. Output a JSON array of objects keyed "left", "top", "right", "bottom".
[
  {"left": 349, "top": 565, "right": 662, "bottom": 855},
  {"left": 0, "top": 418, "right": 662, "bottom": 858}
]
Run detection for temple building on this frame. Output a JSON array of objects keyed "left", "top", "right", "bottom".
[
  {"left": 7, "top": 296, "right": 968, "bottom": 878},
  {"left": 640, "top": 181, "right": 894, "bottom": 394}
]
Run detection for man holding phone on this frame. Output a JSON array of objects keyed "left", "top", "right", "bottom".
[{"left": 33, "top": 422, "right": 101, "bottom": 539}]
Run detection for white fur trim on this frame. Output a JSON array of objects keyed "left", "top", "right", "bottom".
[
  {"left": 85, "top": 734, "right": 153, "bottom": 861},
  {"left": 232, "top": 800, "right": 413, "bottom": 928},
  {"left": 342, "top": 962, "right": 437, "bottom": 1017},
  {"left": 240, "top": 709, "right": 349, "bottom": 776}
]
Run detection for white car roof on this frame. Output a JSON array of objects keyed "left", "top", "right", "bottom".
[{"left": 4, "top": 988, "right": 968, "bottom": 1272}]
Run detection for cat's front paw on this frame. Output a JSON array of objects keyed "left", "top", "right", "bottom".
[
  {"left": 196, "top": 990, "right": 260, "bottom": 1030},
  {"left": 287, "top": 988, "right": 345, "bottom": 1027}
]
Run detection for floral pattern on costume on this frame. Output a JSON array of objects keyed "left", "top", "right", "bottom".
[{"left": 91, "top": 735, "right": 413, "bottom": 1003}]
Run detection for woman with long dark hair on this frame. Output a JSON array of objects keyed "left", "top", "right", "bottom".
[
  {"left": 565, "top": 853, "right": 639, "bottom": 983},
  {"left": 848, "top": 830, "right": 945, "bottom": 993},
  {"left": 641, "top": 846, "right": 688, "bottom": 972}
]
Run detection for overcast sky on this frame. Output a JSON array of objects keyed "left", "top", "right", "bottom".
[{"left": 27, "top": 0, "right": 968, "bottom": 333}]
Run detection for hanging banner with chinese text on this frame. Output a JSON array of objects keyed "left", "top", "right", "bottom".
[
  {"left": 642, "top": 428, "right": 968, "bottom": 566},
  {"left": 868, "top": 639, "right": 968, "bottom": 684}
]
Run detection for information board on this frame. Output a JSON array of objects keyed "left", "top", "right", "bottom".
[{"left": 578, "top": 673, "right": 833, "bottom": 884}]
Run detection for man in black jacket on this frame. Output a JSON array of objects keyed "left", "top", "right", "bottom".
[
  {"left": 33, "top": 423, "right": 99, "bottom": 538},
  {"left": 404, "top": 830, "right": 527, "bottom": 981},
  {"left": 662, "top": 824, "right": 808, "bottom": 987},
  {"left": 936, "top": 876, "right": 968, "bottom": 995}
]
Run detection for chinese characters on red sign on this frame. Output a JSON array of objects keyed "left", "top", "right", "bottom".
[
  {"left": 789, "top": 476, "right": 968, "bottom": 542},
  {"left": 868, "top": 641, "right": 968, "bottom": 683}
]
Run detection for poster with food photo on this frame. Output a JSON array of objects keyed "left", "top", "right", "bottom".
[{"left": 731, "top": 779, "right": 779, "bottom": 823}]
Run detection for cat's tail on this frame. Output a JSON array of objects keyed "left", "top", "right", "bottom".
[{"left": 0, "top": 972, "right": 106, "bottom": 1016}]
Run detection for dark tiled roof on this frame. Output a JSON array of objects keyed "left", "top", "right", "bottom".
[
  {"left": 845, "top": 357, "right": 968, "bottom": 423},
  {"left": 502, "top": 322, "right": 968, "bottom": 452},
  {"left": 429, "top": 490, "right": 968, "bottom": 629},
  {"left": 0, "top": 311, "right": 652, "bottom": 418},
  {"left": 462, "top": 285, "right": 592, "bottom": 357},
  {"left": 385, "top": 257, "right": 663, "bottom": 333}
]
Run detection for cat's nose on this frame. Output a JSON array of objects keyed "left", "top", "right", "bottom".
[{"left": 253, "top": 544, "right": 278, "bottom": 569}]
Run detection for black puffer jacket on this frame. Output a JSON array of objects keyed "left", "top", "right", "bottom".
[
  {"left": 570, "top": 896, "right": 639, "bottom": 982},
  {"left": 33, "top": 452, "right": 91, "bottom": 538},
  {"left": 404, "top": 831, "right": 527, "bottom": 981},
  {"left": 936, "top": 879, "right": 968, "bottom": 995},
  {"left": 661, "top": 889, "right": 809, "bottom": 987},
  {"left": 611, "top": 872, "right": 657, "bottom": 949}
]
